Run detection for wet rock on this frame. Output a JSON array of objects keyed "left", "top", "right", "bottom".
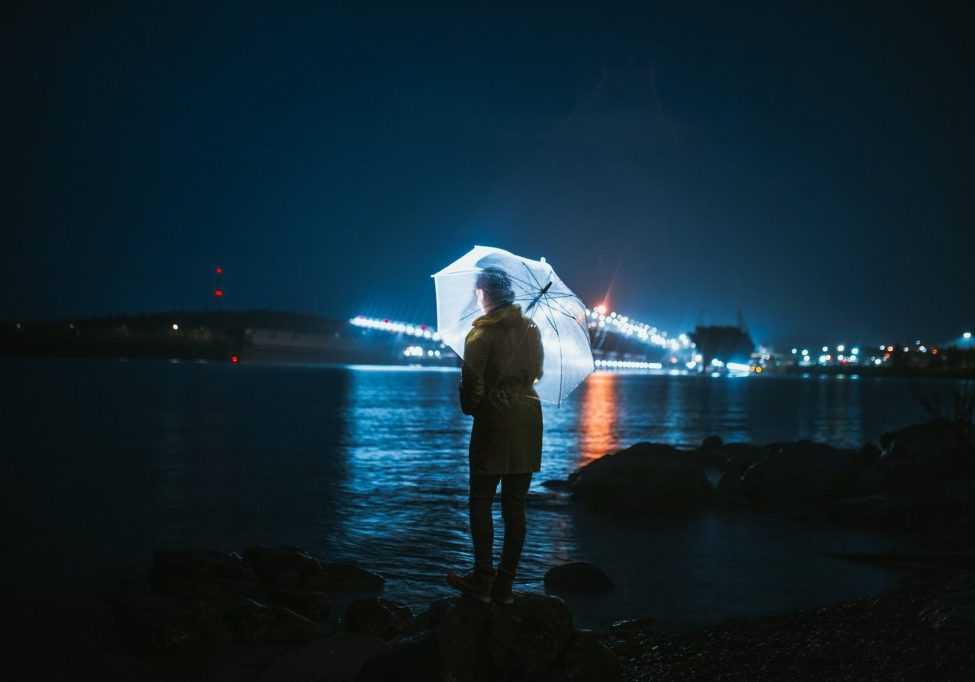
[
  {"left": 226, "top": 599, "right": 332, "bottom": 643},
  {"left": 701, "top": 435, "right": 724, "bottom": 451},
  {"left": 851, "top": 443, "right": 882, "bottom": 470},
  {"left": 244, "top": 545, "right": 323, "bottom": 588},
  {"left": 269, "top": 588, "right": 332, "bottom": 621},
  {"left": 541, "top": 479, "right": 572, "bottom": 490},
  {"left": 569, "top": 443, "right": 712, "bottom": 511},
  {"left": 692, "top": 435, "right": 727, "bottom": 469},
  {"left": 539, "top": 629, "right": 623, "bottom": 682},
  {"left": 304, "top": 563, "right": 386, "bottom": 591},
  {"left": 152, "top": 548, "right": 259, "bottom": 601},
  {"left": 877, "top": 420, "right": 975, "bottom": 498},
  {"left": 344, "top": 597, "right": 414, "bottom": 640},
  {"left": 258, "top": 632, "right": 385, "bottom": 682},
  {"left": 715, "top": 470, "right": 747, "bottom": 505},
  {"left": 357, "top": 593, "right": 574, "bottom": 682},
  {"left": 544, "top": 562, "right": 614, "bottom": 593},
  {"left": 740, "top": 441, "right": 858, "bottom": 508},
  {"left": 112, "top": 589, "right": 227, "bottom": 652},
  {"left": 719, "top": 443, "right": 770, "bottom": 475},
  {"left": 483, "top": 594, "right": 574, "bottom": 678}
]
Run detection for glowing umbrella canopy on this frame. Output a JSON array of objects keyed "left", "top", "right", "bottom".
[{"left": 432, "top": 245, "right": 594, "bottom": 405}]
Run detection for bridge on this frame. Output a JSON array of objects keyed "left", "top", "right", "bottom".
[{"left": 349, "top": 304, "right": 705, "bottom": 373}]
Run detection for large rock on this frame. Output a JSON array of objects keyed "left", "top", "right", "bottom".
[
  {"left": 152, "top": 548, "right": 259, "bottom": 601},
  {"left": 244, "top": 546, "right": 386, "bottom": 592},
  {"left": 270, "top": 588, "right": 332, "bottom": 621},
  {"left": 740, "top": 441, "right": 858, "bottom": 507},
  {"left": 568, "top": 443, "right": 712, "bottom": 511},
  {"left": 544, "top": 562, "right": 614, "bottom": 594},
  {"left": 344, "top": 597, "right": 414, "bottom": 640},
  {"left": 225, "top": 599, "right": 332, "bottom": 643},
  {"left": 244, "top": 546, "right": 323, "bottom": 588},
  {"left": 876, "top": 420, "right": 975, "bottom": 498},
  {"left": 356, "top": 594, "right": 575, "bottom": 682},
  {"left": 715, "top": 470, "right": 747, "bottom": 505},
  {"left": 305, "top": 563, "right": 386, "bottom": 591}
]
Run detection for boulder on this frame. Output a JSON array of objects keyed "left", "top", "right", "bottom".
[
  {"left": 538, "top": 629, "right": 623, "bottom": 682},
  {"left": 356, "top": 594, "right": 575, "bottom": 682},
  {"left": 700, "top": 435, "right": 723, "bottom": 451},
  {"left": 544, "top": 562, "right": 614, "bottom": 594},
  {"left": 269, "top": 588, "right": 332, "bottom": 621},
  {"left": 244, "top": 546, "right": 323, "bottom": 588},
  {"left": 715, "top": 470, "right": 747, "bottom": 505},
  {"left": 876, "top": 420, "right": 975, "bottom": 498},
  {"left": 344, "top": 597, "right": 414, "bottom": 640},
  {"left": 720, "top": 443, "right": 771, "bottom": 475},
  {"left": 152, "top": 548, "right": 259, "bottom": 601},
  {"left": 691, "top": 435, "right": 726, "bottom": 469},
  {"left": 740, "top": 441, "right": 858, "bottom": 508},
  {"left": 569, "top": 443, "right": 712, "bottom": 511},
  {"left": 225, "top": 599, "right": 332, "bottom": 643},
  {"left": 851, "top": 443, "right": 882, "bottom": 470},
  {"left": 305, "top": 563, "right": 386, "bottom": 591},
  {"left": 243, "top": 546, "right": 385, "bottom": 592}
]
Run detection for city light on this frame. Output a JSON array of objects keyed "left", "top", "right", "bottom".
[
  {"left": 965, "top": 332, "right": 973, "bottom": 340},
  {"left": 351, "top": 315, "right": 441, "bottom": 341},
  {"left": 594, "top": 359, "right": 664, "bottom": 370},
  {"left": 172, "top": 323, "right": 179, "bottom": 331}
]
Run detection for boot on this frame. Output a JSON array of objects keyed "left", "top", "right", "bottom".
[
  {"left": 446, "top": 569, "right": 495, "bottom": 604},
  {"left": 492, "top": 568, "right": 515, "bottom": 605}
]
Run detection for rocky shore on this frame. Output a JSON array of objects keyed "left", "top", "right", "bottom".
[
  {"left": 606, "top": 568, "right": 975, "bottom": 681},
  {"left": 11, "top": 418, "right": 972, "bottom": 681},
  {"left": 546, "top": 418, "right": 975, "bottom": 550}
]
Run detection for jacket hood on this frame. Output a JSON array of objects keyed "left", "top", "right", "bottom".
[{"left": 473, "top": 303, "right": 525, "bottom": 329}]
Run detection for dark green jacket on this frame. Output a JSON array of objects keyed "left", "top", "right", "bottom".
[{"left": 460, "top": 303, "right": 544, "bottom": 475}]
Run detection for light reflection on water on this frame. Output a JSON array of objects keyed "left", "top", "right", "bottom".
[{"left": 2, "top": 358, "right": 966, "bottom": 628}]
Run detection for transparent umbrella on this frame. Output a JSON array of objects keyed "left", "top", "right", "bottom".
[{"left": 432, "top": 245, "right": 594, "bottom": 405}]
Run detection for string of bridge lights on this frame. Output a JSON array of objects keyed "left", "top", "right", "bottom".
[{"left": 350, "top": 306, "right": 690, "bottom": 352}]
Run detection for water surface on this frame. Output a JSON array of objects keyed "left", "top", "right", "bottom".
[{"left": 3, "top": 358, "right": 961, "bottom": 628}]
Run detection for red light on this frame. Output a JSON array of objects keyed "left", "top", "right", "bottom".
[
  {"left": 421, "top": 324, "right": 427, "bottom": 330},
  {"left": 214, "top": 289, "right": 223, "bottom": 297},
  {"left": 384, "top": 319, "right": 389, "bottom": 324},
  {"left": 231, "top": 355, "right": 238, "bottom": 364},
  {"left": 216, "top": 267, "right": 223, "bottom": 275}
]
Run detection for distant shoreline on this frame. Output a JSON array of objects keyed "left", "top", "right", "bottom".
[{"left": 3, "top": 309, "right": 973, "bottom": 380}]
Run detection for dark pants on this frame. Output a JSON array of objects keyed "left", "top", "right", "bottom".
[{"left": 469, "top": 472, "right": 533, "bottom": 577}]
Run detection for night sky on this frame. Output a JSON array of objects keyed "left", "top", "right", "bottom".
[{"left": 2, "top": 2, "right": 973, "bottom": 347}]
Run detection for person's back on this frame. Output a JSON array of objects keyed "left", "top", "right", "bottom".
[
  {"left": 448, "top": 267, "right": 545, "bottom": 604},
  {"left": 460, "top": 302, "right": 544, "bottom": 475}
]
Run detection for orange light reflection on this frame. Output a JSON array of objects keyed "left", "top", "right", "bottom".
[{"left": 578, "top": 371, "right": 619, "bottom": 464}]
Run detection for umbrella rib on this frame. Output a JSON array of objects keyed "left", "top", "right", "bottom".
[
  {"left": 537, "top": 295, "right": 590, "bottom": 339},
  {"left": 535, "top": 293, "right": 565, "bottom": 405}
]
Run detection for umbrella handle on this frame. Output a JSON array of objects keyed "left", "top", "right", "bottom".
[{"left": 526, "top": 282, "right": 552, "bottom": 312}]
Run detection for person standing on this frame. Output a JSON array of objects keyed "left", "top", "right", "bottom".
[{"left": 447, "top": 266, "right": 544, "bottom": 605}]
